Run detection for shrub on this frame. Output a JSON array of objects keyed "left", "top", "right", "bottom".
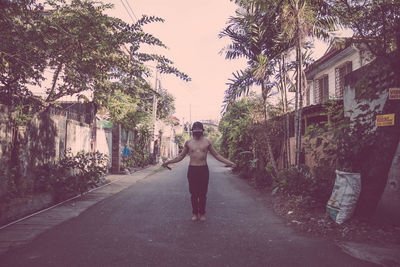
[
  {"left": 276, "top": 164, "right": 337, "bottom": 207},
  {"left": 34, "top": 150, "right": 108, "bottom": 200},
  {"left": 0, "top": 164, "right": 19, "bottom": 202},
  {"left": 122, "top": 149, "right": 150, "bottom": 169},
  {"left": 277, "top": 165, "right": 313, "bottom": 196}
]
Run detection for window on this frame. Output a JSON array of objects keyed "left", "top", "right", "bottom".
[
  {"left": 313, "top": 75, "right": 329, "bottom": 104},
  {"left": 306, "top": 83, "right": 311, "bottom": 106},
  {"left": 335, "top": 61, "right": 352, "bottom": 98}
]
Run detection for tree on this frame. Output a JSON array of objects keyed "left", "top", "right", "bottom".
[
  {"left": 1, "top": 0, "right": 190, "bottom": 110},
  {"left": 220, "top": 2, "right": 282, "bottom": 176},
  {"left": 156, "top": 88, "right": 176, "bottom": 120},
  {"left": 0, "top": 0, "right": 190, "bottom": 191},
  {"left": 0, "top": 0, "right": 48, "bottom": 104},
  {"left": 328, "top": 0, "right": 400, "bottom": 79},
  {"left": 219, "top": 95, "right": 259, "bottom": 170},
  {"left": 276, "top": 0, "right": 336, "bottom": 166},
  {"left": 276, "top": 54, "right": 292, "bottom": 167}
]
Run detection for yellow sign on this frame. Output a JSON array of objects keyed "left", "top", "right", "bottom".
[
  {"left": 376, "top": 114, "right": 395, "bottom": 127},
  {"left": 389, "top": 88, "right": 400, "bottom": 100}
]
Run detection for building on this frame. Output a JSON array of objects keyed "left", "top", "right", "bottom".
[{"left": 278, "top": 37, "right": 374, "bottom": 169}]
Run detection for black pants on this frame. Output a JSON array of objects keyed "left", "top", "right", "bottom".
[{"left": 187, "top": 165, "right": 209, "bottom": 215}]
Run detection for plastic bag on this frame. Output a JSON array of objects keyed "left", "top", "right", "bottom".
[{"left": 326, "top": 170, "right": 361, "bottom": 224}]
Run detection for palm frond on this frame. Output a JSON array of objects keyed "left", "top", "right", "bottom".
[{"left": 223, "top": 69, "right": 256, "bottom": 109}]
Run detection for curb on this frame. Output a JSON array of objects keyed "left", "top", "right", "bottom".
[
  {"left": 0, "top": 164, "right": 162, "bottom": 255},
  {"left": 0, "top": 164, "right": 161, "bottom": 231}
]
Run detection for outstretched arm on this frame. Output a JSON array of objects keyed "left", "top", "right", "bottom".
[
  {"left": 162, "top": 141, "right": 189, "bottom": 167},
  {"left": 208, "top": 142, "right": 236, "bottom": 168}
]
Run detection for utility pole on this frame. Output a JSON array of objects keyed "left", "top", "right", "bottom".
[
  {"left": 150, "top": 71, "right": 158, "bottom": 154},
  {"left": 189, "top": 104, "right": 192, "bottom": 136},
  {"left": 150, "top": 71, "right": 160, "bottom": 163}
]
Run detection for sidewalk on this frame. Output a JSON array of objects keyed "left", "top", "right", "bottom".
[{"left": 0, "top": 164, "right": 162, "bottom": 256}]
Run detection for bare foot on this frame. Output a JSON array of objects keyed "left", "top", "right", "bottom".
[
  {"left": 199, "top": 215, "right": 206, "bottom": 221},
  {"left": 192, "top": 215, "right": 198, "bottom": 221}
]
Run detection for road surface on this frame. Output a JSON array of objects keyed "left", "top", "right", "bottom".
[{"left": 0, "top": 157, "right": 376, "bottom": 266}]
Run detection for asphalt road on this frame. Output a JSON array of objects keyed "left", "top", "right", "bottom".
[{"left": 0, "top": 157, "right": 376, "bottom": 267}]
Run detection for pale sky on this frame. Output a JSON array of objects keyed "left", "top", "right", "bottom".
[
  {"left": 105, "top": 0, "right": 332, "bottom": 123},
  {"left": 104, "top": 0, "right": 249, "bottom": 123}
]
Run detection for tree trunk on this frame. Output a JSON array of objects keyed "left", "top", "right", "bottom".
[
  {"left": 294, "top": 46, "right": 300, "bottom": 166},
  {"left": 279, "top": 56, "right": 291, "bottom": 168},
  {"left": 296, "top": 45, "right": 304, "bottom": 166},
  {"left": 261, "top": 81, "right": 279, "bottom": 176},
  {"left": 46, "top": 61, "right": 63, "bottom": 102}
]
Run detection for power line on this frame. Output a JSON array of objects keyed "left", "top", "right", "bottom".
[
  {"left": 120, "top": 0, "right": 136, "bottom": 23},
  {"left": 118, "top": 0, "right": 159, "bottom": 56},
  {"left": 124, "top": 0, "right": 139, "bottom": 21}
]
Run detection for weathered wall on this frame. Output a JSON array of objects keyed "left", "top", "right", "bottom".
[
  {"left": 0, "top": 107, "right": 60, "bottom": 198},
  {"left": 0, "top": 104, "right": 112, "bottom": 199},
  {"left": 97, "top": 126, "right": 112, "bottom": 169},
  {"left": 344, "top": 60, "right": 400, "bottom": 220},
  {"left": 279, "top": 135, "right": 327, "bottom": 171},
  {"left": 375, "top": 141, "right": 400, "bottom": 224},
  {"left": 0, "top": 105, "right": 13, "bottom": 198},
  {"left": 0, "top": 105, "right": 11, "bottom": 166},
  {"left": 111, "top": 124, "right": 121, "bottom": 173},
  {"left": 65, "top": 119, "right": 91, "bottom": 155},
  {"left": 22, "top": 111, "right": 59, "bottom": 179}
]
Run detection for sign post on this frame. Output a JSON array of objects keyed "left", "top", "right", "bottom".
[{"left": 376, "top": 114, "right": 395, "bottom": 127}]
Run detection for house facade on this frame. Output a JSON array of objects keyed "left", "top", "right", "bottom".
[
  {"left": 278, "top": 38, "right": 370, "bottom": 169},
  {"left": 305, "top": 38, "right": 372, "bottom": 107},
  {"left": 284, "top": 38, "right": 373, "bottom": 169},
  {"left": 302, "top": 39, "right": 400, "bottom": 222}
]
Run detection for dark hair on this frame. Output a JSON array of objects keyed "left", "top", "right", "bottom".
[{"left": 191, "top": 121, "right": 204, "bottom": 131}]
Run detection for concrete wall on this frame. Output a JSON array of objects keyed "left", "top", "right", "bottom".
[
  {"left": 375, "top": 141, "right": 400, "bottom": 223},
  {"left": 97, "top": 127, "right": 112, "bottom": 169},
  {"left": 0, "top": 108, "right": 60, "bottom": 197},
  {"left": 66, "top": 120, "right": 91, "bottom": 155},
  {"left": 0, "top": 105, "right": 12, "bottom": 166},
  {"left": 156, "top": 121, "right": 178, "bottom": 160},
  {"left": 0, "top": 104, "right": 113, "bottom": 198},
  {"left": 343, "top": 59, "right": 400, "bottom": 220}
]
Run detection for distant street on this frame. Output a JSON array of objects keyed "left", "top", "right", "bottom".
[{"left": 0, "top": 157, "right": 375, "bottom": 267}]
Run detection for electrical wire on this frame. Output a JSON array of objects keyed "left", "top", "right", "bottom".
[
  {"left": 119, "top": 0, "right": 137, "bottom": 24},
  {"left": 124, "top": 0, "right": 139, "bottom": 21}
]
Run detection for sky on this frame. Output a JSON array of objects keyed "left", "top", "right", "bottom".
[{"left": 104, "top": 0, "right": 330, "bottom": 123}]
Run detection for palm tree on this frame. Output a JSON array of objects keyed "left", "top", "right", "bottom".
[
  {"left": 277, "top": 0, "right": 336, "bottom": 166},
  {"left": 219, "top": 3, "right": 281, "bottom": 176},
  {"left": 277, "top": 54, "right": 292, "bottom": 167},
  {"left": 221, "top": 0, "right": 337, "bottom": 173}
]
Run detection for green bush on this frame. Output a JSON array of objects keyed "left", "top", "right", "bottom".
[
  {"left": 34, "top": 150, "right": 108, "bottom": 200},
  {"left": 0, "top": 164, "right": 19, "bottom": 202},
  {"left": 276, "top": 164, "right": 336, "bottom": 205},
  {"left": 277, "top": 165, "right": 313, "bottom": 195},
  {"left": 122, "top": 148, "right": 150, "bottom": 169},
  {"left": 120, "top": 126, "right": 152, "bottom": 168}
]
